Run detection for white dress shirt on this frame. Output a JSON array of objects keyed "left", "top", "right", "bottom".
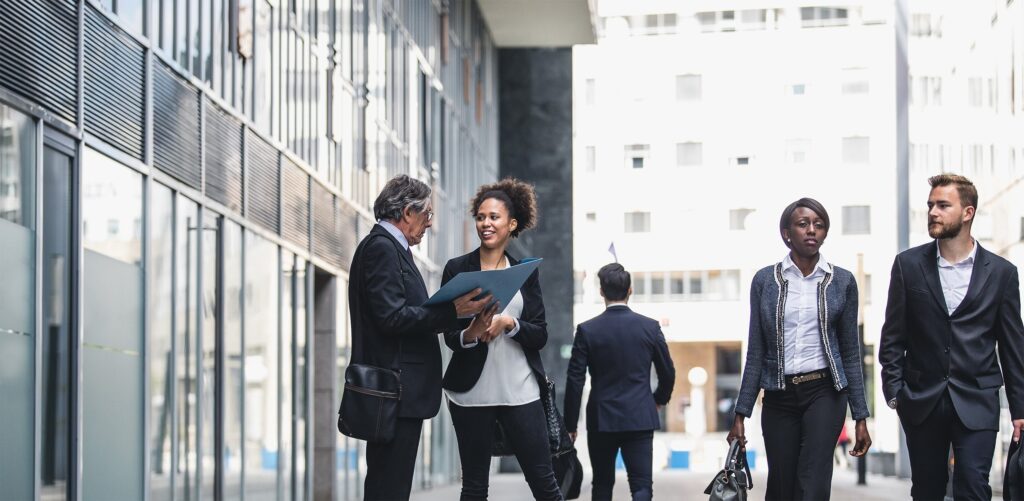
[
  {"left": 936, "top": 239, "right": 977, "bottom": 315},
  {"left": 377, "top": 220, "right": 409, "bottom": 250},
  {"left": 445, "top": 289, "right": 540, "bottom": 406},
  {"left": 781, "top": 253, "right": 831, "bottom": 375}
]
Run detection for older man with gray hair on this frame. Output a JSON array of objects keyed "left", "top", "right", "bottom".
[{"left": 348, "top": 174, "right": 493, "bottom": 500}]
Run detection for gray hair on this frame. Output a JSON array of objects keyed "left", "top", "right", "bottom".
[{"left": 373, "top": 175, "right": 432, "bottom": 222}]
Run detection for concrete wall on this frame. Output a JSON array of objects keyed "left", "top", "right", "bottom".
[{"left": 497, "top": 48, "right": 575, "bottom": 393}]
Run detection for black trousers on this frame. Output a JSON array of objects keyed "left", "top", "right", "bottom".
[
  {"left": 761, "top": 376, "right": 848, "bottom": 501},
  {"left": 588, "top": 430, "right": 654, "bottom": 501},
  {"left": 901, "top": 391, "right": 996, "bottom": 501},
  {"left": 363, "top": 417, "right": 423, "bottom": 500},
  {"left": 448, "top": 400, "right": 563, "bottom": 501}
]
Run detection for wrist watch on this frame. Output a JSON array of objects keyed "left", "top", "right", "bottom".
[{"left": 887, "top": 397, "right": 897, "bottom": 409}]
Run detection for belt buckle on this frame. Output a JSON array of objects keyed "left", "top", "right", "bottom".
[{"left": 792, "top": 374, "right": 805, "bottom": 384}]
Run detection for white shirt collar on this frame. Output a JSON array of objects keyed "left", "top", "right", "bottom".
[
  {"left": 377, "top": 220, "right": 409, "bottom": 250},
  {"left": 606, "top": 303, "right": 630, "bottom": 309},
  {"left": 782, "top": 253, "right": 832, "bottom": 277},
  {"left": 936, "top": 239, "right": 977, "bottom": 268}
]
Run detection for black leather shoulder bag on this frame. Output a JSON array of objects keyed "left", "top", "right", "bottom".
[{"left": 704, "top": 440, "right": 753, "bottom": 501}]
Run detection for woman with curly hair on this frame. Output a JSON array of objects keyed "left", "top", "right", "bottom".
[{"left": 441, "top": 178, "right": 563, "bottom": 500}]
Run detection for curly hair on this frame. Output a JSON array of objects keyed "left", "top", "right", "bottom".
[{"left": 470, "top": 178, "right": 538, "bottom": 238}]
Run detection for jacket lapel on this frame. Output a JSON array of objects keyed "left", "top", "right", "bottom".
[
  {"left": 951, "top": 245, "right": 992, "bottom": 317},
  {"left": 919, "top": 241, "right": 951, "bottom": 316}
]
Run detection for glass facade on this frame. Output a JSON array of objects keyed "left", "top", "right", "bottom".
[{"left": 0, "top": 0, "right": 503, "bottom": 498}]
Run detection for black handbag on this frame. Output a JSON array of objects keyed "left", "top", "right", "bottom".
[
  {"left": 337, "top": 363, "right": 401, "bottom": 443},
  {"left": 1005, "top": 437, "right": 1024, "bottom": 500},
  {"left": 704, "top": 440, "right": 753, "bottom": 501}
]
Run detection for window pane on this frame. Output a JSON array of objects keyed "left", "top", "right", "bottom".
[
  {"left": 82, "top": 149, "right": 143, "bottom": 264},
  {"left": 149, "top": 184, "right": 174, "bottom": 501},
  {"left": 118, "top": 0, "right": 145, "bottom": 37},
  {"left": 244, "top": 232, "right": 280, "bottom": 500},
  {"left": 82, "top": 153, "right": 144, "bottom": 501},
  {"left": 293, "top": 257, "right": 309, "bottom": 501},
  {"left": 41, "top": 146, "right": 73, "bottom": 501},
  {"left": 200, "top": 212, "right": 219, "bottom": 499},
  {"left": 280, "top": 251, "right": 295, "bottom": 499},
  {"left": 843, "top": 205, "right": 872, "bottom": 235},
  {"left": 842, "top": 137, "right": 870, "bottom": 164},
  {"left": 676, "top": 142, "right": 702, "bottom": 167},
  {"left": 676, "top": 74, "right": 702, "bottom": 101},
  {"left": 624, "top": 211, "right": 651, "bottom": 233},
  {"left": 224, "top": 221, "right": 244, "bottom": 497},
  {"left": 0, "top": 104, "right": 35, "bottom": 501},
  {"left": 175, "top": 197, "right": 200, "bottom": 500}
]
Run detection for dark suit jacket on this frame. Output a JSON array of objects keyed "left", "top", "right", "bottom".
[
  {"left": 564, "top": 306, "right": 676, "bottom": 433},
  {"left": 879, "top": 241, "right": 1024, "bottom": 430},
  {"left": 348, "top": 224, "right": 459, "bottom": 419},
  {"left": 440, "top": 249, "right": 549, "bottom": 394}
]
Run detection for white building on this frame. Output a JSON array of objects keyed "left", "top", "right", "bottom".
[{"left": 573, "top": 0, "right": 1024, "bottom": 472}]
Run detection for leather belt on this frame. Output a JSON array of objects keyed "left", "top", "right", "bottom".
[{"left": 786, "top": 369, "right": 828, "bottom": 385}]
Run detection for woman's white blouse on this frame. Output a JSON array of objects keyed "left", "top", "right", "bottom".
[{"left": 445, "top": 289, "right": 541, "bottom": 406}]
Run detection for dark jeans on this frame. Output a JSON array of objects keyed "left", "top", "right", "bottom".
[
  {"left": 588, "top": 430, "right": 654, "bottom": 501},
  {"left": 363, "top": 417, "right": 423, "bottom": 500},
  {"left": 901, "top": 391, "right": 996, "bottom": 501},
  {"left": 761, "top": 376, "right": 848, "bottom": 501},
  {"left": 449, "top": 400, "right": 563, "bottom": 501}
]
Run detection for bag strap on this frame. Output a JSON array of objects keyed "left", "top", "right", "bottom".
[{"left": 726, "top": 440, "right": 753, "bottom": 489}]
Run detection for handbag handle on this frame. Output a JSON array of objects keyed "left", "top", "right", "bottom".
[{"left": 725, "top": 439, "right": 754, "bottom": 490}]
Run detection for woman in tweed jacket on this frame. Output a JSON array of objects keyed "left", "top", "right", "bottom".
[{"left": 727, "top": 198, "right": 872, "bottom": 501}]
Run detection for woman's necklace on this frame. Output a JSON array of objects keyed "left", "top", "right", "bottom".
[{"left": 482, "top": 252, "right": 506, "bottom": 271}]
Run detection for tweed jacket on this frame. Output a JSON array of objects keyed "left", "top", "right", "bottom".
[{"left": 734, "top": 262, "right": 871, "bottom": 420}]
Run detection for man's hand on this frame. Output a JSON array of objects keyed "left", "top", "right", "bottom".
[
  {"left": 1013, "top": 419, "right": 1024, "bottom": 443},
  {"left": 454, "top": 288, "right": 494, "bottom": 318},
  {"left": 850, "top": 419, "right": 872, "bottom": 457},
  {"left": 569, "top": 432, "right": 577, "bottom": 443},
  {"left": 463, "top": 302, "right": 500, "bottom": 343}
]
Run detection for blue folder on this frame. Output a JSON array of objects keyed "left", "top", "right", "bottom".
[{"left": 423, "top": 258, "right": 543, "bottom": 317}]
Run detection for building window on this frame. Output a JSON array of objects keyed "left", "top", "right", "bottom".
[
  {"left": 801, "top": 7, "right": 848, "bottom": 28},
  {"left": 585, "top": 78, "right": 596, "bottom": 105},
  {"left": 786, "top": 139, "right": 810, "bottom": 164},
  {"left": 730, "top": 209, "right": 755, "bottom": 230},
  {"left": 842, "top": 205, "right": 871, "bottom": 235},
  {"left": 911, "top": 13, "right": 942, "bottom": 37},
  {"left": 624, "top": 211, "right": 651, "bottom": 233},
  {"left": 788, "top": 83, "right": 806, "bottom": 96},
  {"left": 968, "top": 77, "right": 984, "bottom": 107},
  {"left": 910, "top": 76, "right": 943, "bottom": 106},
  {"left": 585, "top": 146, "right": 596, "bottom": 172},
  {"left": 740, "top": 9, "right": 767, "bottom": 30},
  {"left": 624, "top": 144, "right": 649, "bottom": 169},
  {"left": 842, "top": 68, "right": 869, "bottom": 95},
  {"left": 696, "top": 12, "right": 716, "bottom": 32},
  {"left": 585, "top": 212, "right": 596, "bottom": 222},
  {"left": 676, "top": 142, "right": 703, "bottom": 167},
  {"left": 676, "top": 74, "right": 702, "bottom": 101},
  {"left": 731, "top": 156, "right": 751, "bottom": 166},
  {"left": 633, "top": 272, "right": 647, "bottom": 296},
  {"left": 842, "top": 137, "right": 870, "bottom": 164}
]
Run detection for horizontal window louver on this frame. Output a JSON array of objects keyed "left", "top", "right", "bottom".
[
  {"left": 0, "top": 0, "right": 78, "bottom": 123},
  {"left": 336, "top": 199, "right": 360, "bottom": 272},
  {"left": 84, "top": 7, "right": 145, "bottom": 160},
  {"left": 153, "top": 63, "right": 201, "bottom": 188},
  {"left": 312, "top": 182, "right": 344, "bottom": 269},
  {"left": 281, "top": 159, "right": 310, "bottom": 250},
  {"left": 204, "top": 100, "right": 243, "bottom": 213},
  {"left": 245, "top": 128, "right": 280, "bottom": 233}
]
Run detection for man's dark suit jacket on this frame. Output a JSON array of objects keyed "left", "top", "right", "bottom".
[
  {"left": 564, "top": 306, "right": 676, "bottom": 433},
  {"left": 879, "top": 241, "right": 1024, "bottom": 430},
  {"left": 348, "top": 224, "right": 459, "bottom": 419},
  {"left": 440, "top": 249, "right": 549, "bottom": 394}
]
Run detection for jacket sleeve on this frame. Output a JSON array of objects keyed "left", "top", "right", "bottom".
[
  {"left": 564, "top": 324, "right": 588, "bottom": 433},
  {"left": 362, "top": 236, "right": 458, "bottom": 337},
  {"left": 651, "top": 322, "right": 676, "bottom": 406},
  {"left": 878, "top": 255, "right": 908, "bottom": 404},
  {"left": 838, "top": 276, "right": 870, "bottom": 420},
  {"left": 734, "top": 275, "right": 765, "bottom": 418},
  {"left": 996, "top": 266, "right": 1024, "bottom": 420},
  {"left": 440, "top": 260, "right": 477, "bottom": 351},
  {"left": 510, "top": 269, "right": 548, "bottom": 351}
]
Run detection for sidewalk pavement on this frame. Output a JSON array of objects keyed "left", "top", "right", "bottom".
[{"left": 411, "top": 468, "right": 1002, "bottom": 500}]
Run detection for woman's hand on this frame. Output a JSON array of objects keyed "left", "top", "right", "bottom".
[
  {"left": 481, "top": 314, "right": 514, "bottom": 342},
  {"left": 727, "top": 414, "right": 747, "bottom": 450},
  {"left": 850, "top": 419, "right": 872, "bottom": 457},
  {"left": 464, "top": 302, "right": 500, "bottom": 344}
]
